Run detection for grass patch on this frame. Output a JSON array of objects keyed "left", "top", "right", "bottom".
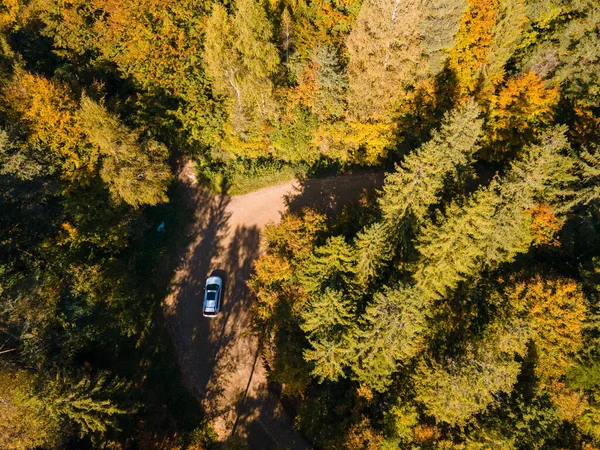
[{"left": 197, "top": 157, "right": 304, "bottom": 196}]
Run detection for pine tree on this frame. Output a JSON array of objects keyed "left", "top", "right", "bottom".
[
  {"left": 78, "top": 96, "right": 172, "bottom": 208},
  {"left": 352, "top": 285, "right": 429, "bottom": 392},
  {"left": 43, "top": 371, "right": 130, "bottom": 442},
  {"left": 298, "top": 235, "right": 357, "bottom": 294},
  {"left": 301, "top": 288, "right": 357, "bottom": 382},
  {"left": 413, "top": 317, "right": 530, "bottom": 426},
  {"left": 379, "top": 99, "right": 483, "bottom": 228},
  {"left": 414, "top": 128, "right": 575, "bottom": 300},
  {"left": 313, "top": 46, "right": 348, "bottom": 121},
  {"left": 570, "top": 144, "right": 600, "bottom": 208},
  {"left": 366, "top": 99, "right": 482, "bottom": 271},
  {"left": 354, "top": 222, "right": 394, "bottom": 286}
]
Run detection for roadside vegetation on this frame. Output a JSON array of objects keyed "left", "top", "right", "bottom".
[{"left": 0, "top": 0, "right": 599, "bottom": 448}]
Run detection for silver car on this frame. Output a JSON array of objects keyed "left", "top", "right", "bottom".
[{"left": 203, "top": 276, "right": 223, "bottom": 317}]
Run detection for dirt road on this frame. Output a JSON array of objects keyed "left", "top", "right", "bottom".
[{"left": 164, "top": 164, "right": 384, "bottom": 448}]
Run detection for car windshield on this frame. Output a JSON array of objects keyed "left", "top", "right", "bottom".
[
  {"left": 206, "top": 284, "right": 219, "bottom": 291},
  {"left": 206, "top": 291, "right": 216, "bottom": 301}
]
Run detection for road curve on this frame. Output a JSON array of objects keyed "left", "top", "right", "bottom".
[{"left": 164, "top": 162, "right": 384, "bottom": 448}]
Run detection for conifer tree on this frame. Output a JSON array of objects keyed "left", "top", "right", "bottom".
[
  {"left": 413, "top": 318, "right": 530, "bottom": 426},
  {"left": 352, "top": 285, "right": 429, "bottom": 392},
  {"left": 298, "top": 235, "right": 357, "bottom": 294},
  {"left": 379, "top": 99, "right": 483, "bottom": 228},
  {"left": 78, "top": 96, "right": 172, "bottom": 208},
  {"left": 570, "top": 144, "right": 600, "bottom": 208},
  {"left": 362, "top": 99, "right": 482, "bottom": 271},
  {"left": 354, "top": 222, "right": 394, "bottom": 286},
  {"left": 414, "top": 128, "right": 575, "bottom": 300},
  {"left": 301, "top": 288, "right": 357, "bottom": 382},
  {"left": 43, "top": 371, "right": 130, "bottom": 442}
]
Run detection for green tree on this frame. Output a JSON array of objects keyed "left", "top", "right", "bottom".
[
  {"left": 354, "top": 222, "right": 394, "bottom": 286},
  {"left": 353, "top": 285, "right": 429, "bottom": 392},
  {"left": 371, "top": 98, "right": 482, "bottom": 269},
  {"left": 43, "top": 371, "right": 130, "bottom": 442},
  {"left": 413, "top": 318, "right": 530, "bottom": 427},
  {"left": 298, "top": 235, "right": 357, "bottom": 294},
  {"left": 78, "top": 96, "right": 172, "bottom": 208},
  {"left": 379, "top": 99, "right": 483, "bottom": 229},
  {"left": 301, "top": 288, "right": 357, "bottom": 382},
  {"left": 414, "top": 128, "right": 575, "bottom": 300}
]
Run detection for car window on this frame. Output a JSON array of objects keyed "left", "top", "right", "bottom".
[
  {"left": 206, "top": 284, "right": 219, "bottom": 291},
  {"left": 206, "top": 292, "right": 216, "bottom": 301}
]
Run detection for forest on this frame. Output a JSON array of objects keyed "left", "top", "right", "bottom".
[{"left": 0, "top": 0, "right": 599, "bottom": 448}]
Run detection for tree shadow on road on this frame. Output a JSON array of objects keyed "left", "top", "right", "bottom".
[{"left": 284, "top": 172, "right": 385, "bottom": 217}]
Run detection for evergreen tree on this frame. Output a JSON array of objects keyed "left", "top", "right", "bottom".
[
  {"left": 43, "top": 371, "right": 130, "bottom": 442},
  {"left": 569, "top": 144, "right": 600, "bottom": 208},
  {"left": 78, "top": 96, "right": 172, "bottom": 208},
  {"left": 354, "top": 222, "right": 393, "bottom": 286},
  {"left": 353, "top": 285, "right": 429, "bottom": 392},
  {"left": 414, "top": 128, "right": 575, "bottom": 300},
  {"left": 298, "top": 235, "right": 357, "bottom": 294},
  {"left": 367, "top": 98, "right": 482, "bottom": 271},
  {"left": 301, "top": 288, "right": 357, "bottom": 382},
  {"left": 313, "top": 46, "right": 348, "bottom": 121},
  {"left": 413, "top": 317, "right": 530, "bottom": 427},
  {"left": 379, "top": 99, "right": 483, "bottom": 229}
]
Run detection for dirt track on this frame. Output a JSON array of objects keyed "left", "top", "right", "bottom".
[{"left": 164, "top": 163, "right": 384, "bottom": 448}]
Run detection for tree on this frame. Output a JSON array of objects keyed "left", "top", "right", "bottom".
[
  {"left": 379, "top": 99, "right": 483, "bottom": 229},
  {"left": 354, "top": 222, "right": 393, "bottom": 286},
  {"left": 485, "top": 71, "right": 559, "bottom": 155},
  {"left": 448, "top": 0, "right": 500, "bottom": 97},
  {"left": 418, "top": 0, "right": 468, "bottom": 75},
  {"left": 352, "top": 285, "right": 429, "bottom": 392},
  {"left": 298, "top": 235, "right": 357, "bottom": 294},
  {"left": 43, "top": 371, "right": 130, "bottom": 442},
  {"left": 413, "top": 317, "right": 530, "bottom": 427},
  {"left": 369, "top": 99, "right": 482, "bottom": 269},
  {"left": 78, "top": 95, "right": 172, "bottom": 207},
  {"left": 312, "top": 45, "right": 348, "bottom": 121},
  {"left": 346, "top": 0, "right": 425, "bottom": 121},
  {"left": 41, "top": 0, "right": 224, "bottom": 149},
  {"left": 204, "top": 0, "right": 280, "bottom": 136},
  {"left": 1, "top": 71, "right": 95, "bottom": 181},
  {"left": 414, "top": 128, "right": 575, "bottom": 300},
  {"left": 0, "top": 367, "right": 61, "bottom": 450},
  {"left": 509, "top": 277, "right": 587, "bottom": 387},
  {"left": 570, "top": 144, "right": 600, "bottom": 208},
  {"left": 301, "top": 288, "right": 357, "bottom": 382}
]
